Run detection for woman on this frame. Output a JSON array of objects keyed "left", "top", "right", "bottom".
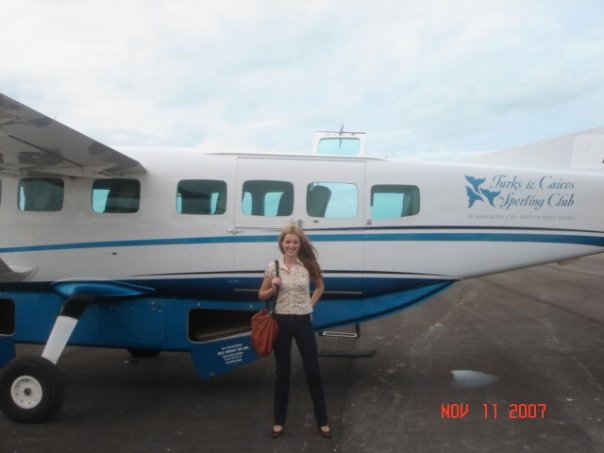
[{"left": 258, "top": 224, "right": 331, "bottom": 439}]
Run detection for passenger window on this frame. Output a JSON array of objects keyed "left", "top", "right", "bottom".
[
  {"left": 18, "top": 178, "right": 64, "bottom": 211},
  {"left": 307, "top": 182, "right": 358, "bottom": 218},
  {"left": 92, "top": 179, "right": 140, "bottom": 213},
  {"left": 177, "top": 180, "right": 227, "bottom": 215},
  {"left": 242, "top": 180, "right": 293, "bottom": 216},
  {"left": 371, "top": 185, "right": 420, "bottom": 219}
]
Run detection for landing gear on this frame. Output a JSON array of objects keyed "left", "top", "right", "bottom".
[
  {"left": 0, "top": 355, "right": 64, "bottom": 423},
  {"left": 0, "top": 294, "right": 91, "bottom": 423}
]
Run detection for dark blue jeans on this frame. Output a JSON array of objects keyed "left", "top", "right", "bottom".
[{"left": 273, "top": 314, "right": 328, "bottom": 427}]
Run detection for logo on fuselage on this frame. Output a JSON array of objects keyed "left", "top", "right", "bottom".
[{"left": 464, "top": 175, "right": 576, "bottom": 211}]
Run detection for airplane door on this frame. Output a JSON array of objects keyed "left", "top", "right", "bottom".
[
  {"left": 173, "top": 174, "right": 236, "bottom": 299},
  {"left": 297, "top": 159, "right": 365, "bottom": 298},
  {"left": 232, "top": 156, "right": 300, "bottom": 298},
  {"left": 363, "top": 160, "right": 422, "bottom": 287},
  {"left": 233, "top": 156, "right": 365, "bottom": 299}
]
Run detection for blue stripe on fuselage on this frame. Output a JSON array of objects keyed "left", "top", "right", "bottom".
[{"left": 1, "top": 228, "right": 604, "bottom": 254}]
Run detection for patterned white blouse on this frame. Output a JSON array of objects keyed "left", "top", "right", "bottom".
[{"left": 264, "top": 258, "right": 313, "bottom": 315}]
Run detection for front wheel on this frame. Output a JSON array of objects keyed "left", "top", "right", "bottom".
[{"left": 0, "top": 355, "right": 64, "bottom": 423}]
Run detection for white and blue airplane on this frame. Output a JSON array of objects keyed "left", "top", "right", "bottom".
[{"left": 0, "top": 92, "right": 603, "bottom": 422}]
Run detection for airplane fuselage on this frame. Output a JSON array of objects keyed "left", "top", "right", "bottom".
[
  {"left": 1, "top": 148, "right": 603, "bottom": 291},
  {"left": 1, "top": 148, "right": 603, "bottom": 351}
]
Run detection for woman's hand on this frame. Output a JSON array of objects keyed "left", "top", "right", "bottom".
[{"left": 310, "top": 277, "right": 325, "bottom": 307}]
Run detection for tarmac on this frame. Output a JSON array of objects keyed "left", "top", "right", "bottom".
[{"left": 2, "top": 254, "right": 604, "bottom": 453}]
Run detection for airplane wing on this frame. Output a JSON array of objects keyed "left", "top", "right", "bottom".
[{"left": 0, "top": 93, "right": 145, "bottom": 177}]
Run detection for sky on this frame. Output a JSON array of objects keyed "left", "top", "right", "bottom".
[{"left": 1, "top": 0, "right": 604, "bottom": 160}]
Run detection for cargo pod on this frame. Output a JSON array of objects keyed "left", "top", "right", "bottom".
[
  {"left": 188, "top": 308, "right": 253, "bottom": 343},
  {"left": 188, "top": 307, "right": 258, "bottom": 379}
]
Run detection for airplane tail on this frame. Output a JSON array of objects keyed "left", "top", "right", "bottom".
[{"left": 466, "top": 125, "right": 604, "bottom": 172}]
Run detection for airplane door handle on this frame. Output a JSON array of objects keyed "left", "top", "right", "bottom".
[{"left": 228, "top": 227, "right": 243, "bottom": 235}]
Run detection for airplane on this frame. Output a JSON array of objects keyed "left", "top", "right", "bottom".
[{"left": 0, "top": 92, "right": 603, "bottom": 423}]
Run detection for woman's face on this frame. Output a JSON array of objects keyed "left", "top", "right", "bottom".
[{"left": 281, "top": 233, "right": 300, "bottom": 257}]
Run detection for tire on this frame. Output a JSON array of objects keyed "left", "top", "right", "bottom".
[
  {"left": 0, "top": 355, "right": 65, "bottom": 423},
  {"left": 126, "top": 348, "right": 161, "bottom": 358}
]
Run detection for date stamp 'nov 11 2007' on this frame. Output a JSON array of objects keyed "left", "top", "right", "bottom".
[{"left": 440, "top": 403, "right": 548, "bottom": 420}]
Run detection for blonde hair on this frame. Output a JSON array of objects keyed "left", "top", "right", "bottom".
[{"left": 278, "top": 224, "right": 322, "bottom": 280}]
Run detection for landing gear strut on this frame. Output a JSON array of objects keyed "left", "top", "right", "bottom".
[{"left": 0, "top": 294, "right": 93, "bottom": 422}]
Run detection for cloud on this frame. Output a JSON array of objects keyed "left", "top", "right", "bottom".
[{"left": 1, "top": 0, "right": 604, "bottom": 160}]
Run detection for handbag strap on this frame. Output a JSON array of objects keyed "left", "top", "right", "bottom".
[
  {"left": 266, "top": 260, "right": 280, "bottom": 312},
  {"left": 267, "top": 259, "right": 280, "bottom": 312}
]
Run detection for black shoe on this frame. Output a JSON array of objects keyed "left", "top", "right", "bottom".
[{"left": 271, "top": 425, "right": 285, "bottom": 439}]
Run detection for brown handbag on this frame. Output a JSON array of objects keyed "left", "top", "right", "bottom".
[{"left": 251, "top": 260, "right": 279, "bottom": 357}]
